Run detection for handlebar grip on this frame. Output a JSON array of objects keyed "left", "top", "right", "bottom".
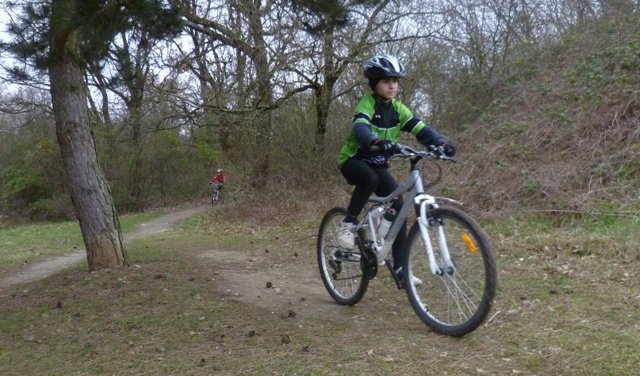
[{"left": 368, "top": 142, "right": 402, "bottom": 154}]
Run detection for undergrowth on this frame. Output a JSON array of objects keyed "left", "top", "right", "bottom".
[{"left": 448, "top": 12, "right": 640, "bottom": 216}]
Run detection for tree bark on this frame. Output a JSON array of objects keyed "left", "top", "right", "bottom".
[
  {"left": 246, "top": 0, "right": 273, "bottom": 189},
  {"left": 49, "top": 0, "right": 127, "bottom": 270},
  {"left": 314, "top": 25, "right": 337, "bottom": 153}
]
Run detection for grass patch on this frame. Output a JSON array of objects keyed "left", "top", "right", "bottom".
[{"left": 0, "top": 210, "right": 167, "bottom": 270}]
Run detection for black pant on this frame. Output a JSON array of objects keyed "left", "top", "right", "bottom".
[{"left": 340, "top": 158, "right": 407, "bottom": 268}]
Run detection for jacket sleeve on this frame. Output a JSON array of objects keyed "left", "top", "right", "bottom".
[
  {"left": 397, "top": 101, "right": 447, "bottom": 146},
  {"left": 415, "top": 125, "right": 447, "bottom": 146},
  {"left": 353, "top": 120, "right": 377, "bottom": 148},
  {"left": 352, "top": 98, "right": 378, "bottom": 148}
]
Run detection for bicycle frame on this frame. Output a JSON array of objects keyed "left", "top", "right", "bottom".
[{"left": 357, "top": 152, "right": 456, "bottom": 276}]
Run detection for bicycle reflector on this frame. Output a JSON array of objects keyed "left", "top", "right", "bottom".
[{"left": 462, "top": 233, "right": 478, "bottom": 253}]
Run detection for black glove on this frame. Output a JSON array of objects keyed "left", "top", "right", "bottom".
[
  {"left": 442, "top": 143, "right": 456, "bottom": 157},
  {"left": 371, "top": 139, "right": 396, "bottom": 156}
]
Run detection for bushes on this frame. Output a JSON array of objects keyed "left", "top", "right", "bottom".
[{"left": 2, "top": 166, "right": 48, "bottom": 213}]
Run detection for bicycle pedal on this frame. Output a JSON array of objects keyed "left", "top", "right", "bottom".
[
  {"left": 385, "top": 261, "right": 405, "bottom": 290},
  {"left": 356, "top": 232, "right": 378, "bottom": 280},
  {"left": 363, "top": 263, "right": 377, "bottom": 280},
  {"left": 329, "top": 259, "right": 342, "bottom": 274}
]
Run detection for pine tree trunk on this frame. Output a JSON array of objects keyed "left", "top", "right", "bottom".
[{"left": 49, "top": 0, "right": 127, "bottom": 271}]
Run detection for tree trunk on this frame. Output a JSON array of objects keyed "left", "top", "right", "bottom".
[
  {"left": 247, "top": 1, "right": 273, "bottom": 189},
  {"left": 49, "top": 0, "right": 127, "bottom": 270},
  {"left": 314, "top": 25, "right": 338, "bottom": 153},
  {"left": 127, "top": 104, "right": 146, "bottom": 207}
]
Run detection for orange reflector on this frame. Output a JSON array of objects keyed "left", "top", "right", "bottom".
[{"left": 462, "top": 233, "right": 478, "bottom": 253}]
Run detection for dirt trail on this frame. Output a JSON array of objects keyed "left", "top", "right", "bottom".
[
  {"left": 198, "top": 248, "right": 350, "bottom": 321},
  {"left": 0, "top": 206, "right": 207, "bottom": 289}
]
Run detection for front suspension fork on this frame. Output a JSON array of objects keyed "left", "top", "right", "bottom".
[{"left": 416, "top": 197, "right": 456, "bottom": 275}]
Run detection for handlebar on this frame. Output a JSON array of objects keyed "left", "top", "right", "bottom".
[
  {"left": 369, "top": 143, "right": 456, "bottom": 162},
  {"left": 373, "top": 143, "right": 452, "bottom": 189}
]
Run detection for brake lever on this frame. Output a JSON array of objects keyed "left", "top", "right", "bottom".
[
  {"left": 427, "top": 145, "right": 457, "bottom": 162},
  {"left": 398, "top": 145, "right": 415, "bottom": 157}
]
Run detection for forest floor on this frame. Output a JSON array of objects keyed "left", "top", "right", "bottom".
[{"left": 1, "top": 202, "right": 638, "bottom": 375}]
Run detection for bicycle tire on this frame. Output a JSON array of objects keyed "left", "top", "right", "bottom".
[
  {"left": 212, "top": 190, "right": 223, "bottom": 206},
  {"left": 317, "top": 207, "right": 369, "bottom": 305},
  {"left": 403, "top": 206, "right": 496, "bottom": 336}
]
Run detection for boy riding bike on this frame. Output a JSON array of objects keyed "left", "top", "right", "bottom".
[
  {"left": 336, "top": 54, "right": 456, "bottom": 284},
  {"left": 210, "top": 168, "right": 226, "bottom": 193}
]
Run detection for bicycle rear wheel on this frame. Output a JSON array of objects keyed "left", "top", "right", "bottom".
[
  {"left": 317, "top": 207, "right": 369, "bottom": 305},
  {"left": 403, "top": 206, "right": 496, "bottom": 336}
]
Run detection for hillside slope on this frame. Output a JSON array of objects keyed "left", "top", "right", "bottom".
[{"left": 449, "top": 13, "right": 640, "bottom": 218}]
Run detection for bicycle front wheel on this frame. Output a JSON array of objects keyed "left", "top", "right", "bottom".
[
  {"left": 317, "top": 207, "right": 369, "bottom": 305},
  {"left": 212, "top": 190, "right": 223, "bottom": 206},
  {"left": 404, "top": 206, "right": 496, "bottom": 336}
]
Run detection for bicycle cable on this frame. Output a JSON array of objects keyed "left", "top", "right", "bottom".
[{"left": 423, "top": 157, "right": 443, "bottom": 190}]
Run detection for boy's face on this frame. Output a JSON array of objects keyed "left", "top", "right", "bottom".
[{"left": 375, "top": 78, "right": 399, "bottom": 100}]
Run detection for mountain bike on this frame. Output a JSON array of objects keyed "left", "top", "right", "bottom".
[
  {"left": 317, "top": 143, "right": 497, "bottom": 336},
  {"left": 210, "top": 183, "right": 224, "bottom": 206}
]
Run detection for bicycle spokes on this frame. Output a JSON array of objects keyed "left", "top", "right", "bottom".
[{"left": 439, "top": 271, "right": 483, "bottom": 321}]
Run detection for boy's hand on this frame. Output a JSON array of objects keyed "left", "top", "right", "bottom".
[
  {"left": 442, "top": 143, "right": 456, "bottom": 157},
  {"left": 371, "top": 139, "right": 397, "bottom": 155}
]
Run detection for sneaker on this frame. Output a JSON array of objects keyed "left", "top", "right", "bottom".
[
  {"left": 395, "top": 267, "right": 424, "bottom": 287},
  {"left": 335, "top": 221, "right": 356, "bottom": 249}
]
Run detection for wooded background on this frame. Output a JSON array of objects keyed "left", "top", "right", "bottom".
[{"left": 1, "top": 0, "right": 638, "bottom": 223}]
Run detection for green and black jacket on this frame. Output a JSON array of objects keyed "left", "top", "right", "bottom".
[{"left": 338, "top": 94, "right": 447, "bottom": 167}]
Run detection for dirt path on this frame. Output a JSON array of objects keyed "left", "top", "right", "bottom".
[
  {"left": 0, "top": 205, "right": 353, "bottom": 320},
  {"left": 198, "top": 248, "right": 350, "bottom": 321},
  {"left": 0, "top": 206, "right": 207, "bottom": 289}
]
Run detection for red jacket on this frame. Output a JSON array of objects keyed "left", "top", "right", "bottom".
[{"left": 210, "top": 173, "right": 226, "bottom": 184}]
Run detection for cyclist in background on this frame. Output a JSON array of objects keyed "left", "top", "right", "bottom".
[
  {"left": 210, "top": 168, "right": 226, "bottom": 192},
  {"left": 336, "top": 54, "right": 456, "bottom": 282}
]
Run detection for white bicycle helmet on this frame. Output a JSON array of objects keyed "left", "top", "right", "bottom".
[{"left": 363, "top": 54, "right": 406, "bottom": 80}]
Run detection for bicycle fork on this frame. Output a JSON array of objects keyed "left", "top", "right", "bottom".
[{"left": 416, "top": 195, "right": 456, "bottom": 276}]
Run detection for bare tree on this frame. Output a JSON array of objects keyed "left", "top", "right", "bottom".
[
  {"left": 289, "top": 0, "right": 453, "bottom": 152},
  {"left": 86, "top": 29, "right": 160, "bottom": 205},
  {"left": 179, "top": 0, "right": 332, "bottom": 187},
  {"left": 290, "top": 0, "right": 394, "bottom": 151}
]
